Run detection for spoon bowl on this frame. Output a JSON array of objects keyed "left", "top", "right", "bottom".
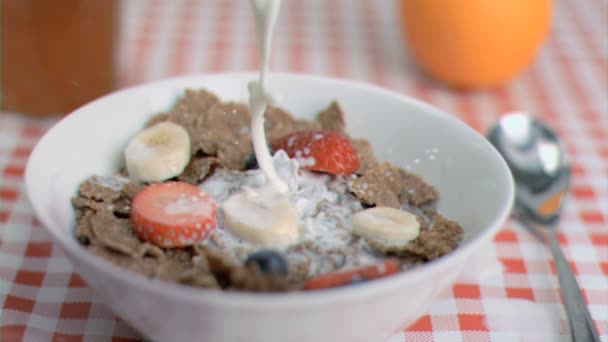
[
  {"left": 488, "top": 113, "right": 570, "bottom": 224},
  {"left": 488, "top": 112, "right": 599, "bottom": 342}
]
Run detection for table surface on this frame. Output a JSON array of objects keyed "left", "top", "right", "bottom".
[{"left": 1, "top": 0, "right": 607, "bottom": 341}]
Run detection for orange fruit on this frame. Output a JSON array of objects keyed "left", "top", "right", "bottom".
[{"left": 399, "top": 0, "right": 552, "bottom": 88}]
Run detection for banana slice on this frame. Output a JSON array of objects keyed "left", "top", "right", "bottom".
[
  {"left": 222, "top": 186, "right": 300, "bottom": 248},
  {"left": 352, "top": 207, "right": 420, "bottom": 245},
  {"left": 125, "top": 121, "right": 191, "bottom": 183}
]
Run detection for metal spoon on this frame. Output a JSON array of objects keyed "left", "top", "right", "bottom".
[{"left": 488, "top": 113, "right": 599, "bottom": 342}]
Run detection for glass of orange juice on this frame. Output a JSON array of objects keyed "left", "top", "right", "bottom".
[{"left": 1, "top": 0, "right": 119, "bottom": 117}]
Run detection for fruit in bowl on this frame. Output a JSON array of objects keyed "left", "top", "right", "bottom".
[{"left": 26, "top": 73, "right": 513, "bottom": 342}]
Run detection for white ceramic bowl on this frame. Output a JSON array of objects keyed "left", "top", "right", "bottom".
[{"left": 26, "top": 73, "right": 513, "bottom": 342}]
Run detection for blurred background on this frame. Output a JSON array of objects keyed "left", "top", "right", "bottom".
[{"left": 2, "top": 0, "right": 606, "bottom": 133}]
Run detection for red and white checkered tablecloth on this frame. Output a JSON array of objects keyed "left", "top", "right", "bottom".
[{"left": 1, "top": 0, "right": 606, "bottom": 341}]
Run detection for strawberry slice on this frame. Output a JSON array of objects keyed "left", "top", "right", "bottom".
[
  {"left": 303, "top": 260, "right": 399, "bottom": 290},
  {"left": 130, "top": 181, "right": 217, "bottom": 248},
  {"left": 271, "top": 130, "right": 360, "bottom": 175}
]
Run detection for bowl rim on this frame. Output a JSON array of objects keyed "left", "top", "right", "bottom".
[{"left": 25, "top": 71, "right": 514, "bottom": 308}]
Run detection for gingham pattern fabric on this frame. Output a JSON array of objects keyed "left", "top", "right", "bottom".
[{"left": 1, "top": 0, "right": 606, "bottom": 341}]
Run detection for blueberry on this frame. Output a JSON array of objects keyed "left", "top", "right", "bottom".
[
  {"left": 244, "top": 153, "right": 259, "bottom": 169},
  {"left": 244, "top": 149, "right": 274, "bottom": 170},
  {"left": 245, "top": 250, "right": 288, "bottom": 276}
]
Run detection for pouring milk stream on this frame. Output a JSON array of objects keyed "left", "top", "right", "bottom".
[
  {"left": 220, "top": 0, "right": 301, "bottom": 249},
  {"left": 248, "top": 0, "right": 286, "bottom": 193}
]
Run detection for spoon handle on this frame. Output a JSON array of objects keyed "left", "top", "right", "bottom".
[{"left": 547, "top": 229, "right": 600, "bottom": 342}]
